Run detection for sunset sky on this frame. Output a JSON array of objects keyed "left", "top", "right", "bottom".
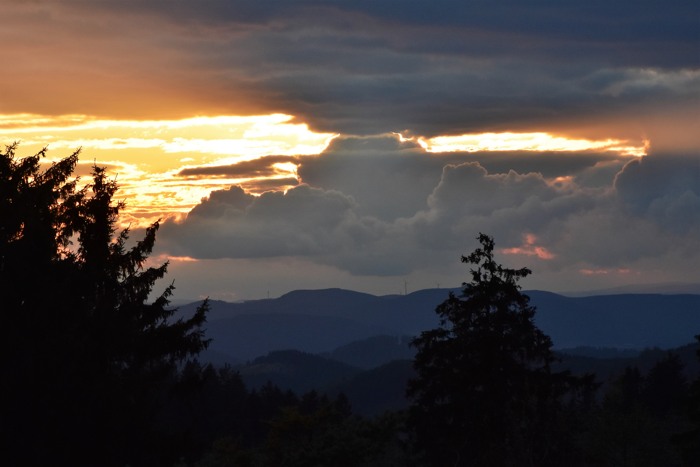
[{"left": 2, "top": 0, "right": 699, "bottom": 300}]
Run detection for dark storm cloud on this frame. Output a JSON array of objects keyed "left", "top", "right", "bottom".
[
  {"left": 615, "top": 155, "right": 700, "bottom": 233},
  {"left": 297, "top": 135, "right": 627, "bottom": 220},
  {"left": 186, "top": 186, "right": 255, "bottom": 220},
  {"left": 297, "top": 135, "right": 438, "bottom": 220},
  {"left": 572, "top": 160, "right": 628, "bottom": 188},
  {"left": 178, "top": 156, "right": 299, "bottom": 178},
  {"left": 7, "top": 1, "right": 699, "bottom": 294},
  {"left": 404, "top": 153, "right": 699, "bottom": 271},
  {"left": 160, "top": 183, "right": 375, "bottom": 262},
  {"left": 405, "top": 161, "right": 594, "bottom": 256},
  {"left": 160, "top": 135, "right": 700, "bottom": 278},
  {"left": 96, "top": 0, "right": 698, "bottom": 67},
  {"left": 261, "top": 64, "right": 699, "bottom": 137},
  {"left": 47, "top": 0, "right": 698, "bottom": 138}
]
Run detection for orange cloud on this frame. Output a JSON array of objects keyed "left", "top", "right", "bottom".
[
  {"left": 417, "top": 132, "right": 646, "bottom": 157},
  {"left": 2, "top": 113, "right": 336, "bottom": 227},
  {"left": 501, "top": 233, "right": 555, "bottom": 260}
]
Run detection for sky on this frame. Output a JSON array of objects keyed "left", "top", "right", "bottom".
[{"left": 2, "top": 0, "right": 699, "bottom": 300}]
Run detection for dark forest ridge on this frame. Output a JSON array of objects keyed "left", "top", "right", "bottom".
[{"left": 177, "top": 288, "right": 700, "bottom": 364}]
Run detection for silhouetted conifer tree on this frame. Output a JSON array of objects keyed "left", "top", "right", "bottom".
[
  {"left": 407, "top": 233, "right": 589, "bottom": 467},
  {"left": 673, "top": 334, "right": 700, "bottom": 464},
  {"left": 0, "top": 145, "right": 209, "bottom": 466}
]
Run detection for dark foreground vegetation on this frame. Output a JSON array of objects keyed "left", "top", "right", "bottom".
[{"left": 2, "top": 145, "right": 699, "bottom": 466}]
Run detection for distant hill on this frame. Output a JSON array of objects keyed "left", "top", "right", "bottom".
[
  {"left": 232, "top": 342, "right": 700, "bottom": 416},
  {"left": 178, "top": 288, "right": 700, "bottom": 364},
  {"left": 554, "top": 341, "right": 700, "bottom": 395},
  {"left": 529, "top": 291, "right": 700, "bottom": 349},
  {"left": 236, "top": 350, "right": 360, "bottom": 393},
  {"left": 555, "top": 346, "right": 641, "bottom": 359},
  {"left": 322, "top": 335, "right": 415, "bottom": 369},
  {"left": 327, "top": 360, "right": 416, "bottom": 416},
  {"left": 185, "top": 288, "right": 453, "bottom": 333},
  {"left": 233, "top": 348, "right": 415, "bottom": 416},
  {"left": 202, "top": 312, "right": 392, "bottom": 362}
]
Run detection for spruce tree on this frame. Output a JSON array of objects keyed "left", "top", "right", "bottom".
[
  {"left": 407, "top": 234, "right": 585, "bottom": 467},
  {"left": 0, "top": 145, "right": 209, "bottom": 466}
]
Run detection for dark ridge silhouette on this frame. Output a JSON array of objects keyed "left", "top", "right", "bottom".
[
  {"left": 556, "top": 346, "right": 642, "bottom": 359},
  {"left": 322, "top": 335, "right": 415, "bottom": 369},
  {"left": 530, "top": 291, "right": 700, "bottom": 349},
  {"left": 204, "top": 312, "right": 392, "bottom": 361},
  {"left": 181, "top": 288, "right": 700, "bottom": 364},
  {"left": 236, "top": 349, "right": 361, "bottom": 393},
  {"left": 556, "top": 341, "right": 700, "bottom": 383},
  {"left": 327, "top": 359, "right": 416, "bottom": 416}
]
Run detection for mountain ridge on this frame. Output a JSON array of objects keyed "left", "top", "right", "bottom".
[{"left": 178, "top": 287, "right": 700, "bottom": 364}]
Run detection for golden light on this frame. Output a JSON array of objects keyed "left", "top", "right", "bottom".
[
  {"left": 2, "top": 112, "right": 650, "bottom": 229},
  {"left": 1, "top": 113, "right": 337, "bottom": 227},
  {"left": 417, "top": 132, "right": 646, "bottom": 157},
  {"left": 272, "top": 162, "right": 298, "bottom": 176},
  {"left": 1, "top": 113, "right": 337, "bottom": 169}
]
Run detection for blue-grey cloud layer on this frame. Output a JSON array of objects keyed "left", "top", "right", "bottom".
[
  {"left": 6, "top": 1, "right": 699, "bottom": 294},
  {"left": 11, "top": 0, "right": 698, "bottom": 142},
  {"left": 159, "top": 138, "right": 700, "bottom": 283}
]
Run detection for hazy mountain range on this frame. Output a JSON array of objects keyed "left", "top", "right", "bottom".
[
  {"left": 171, "top": 287, "right": 700, "bottom": 415},
  {"left": 231, "top": 341, "right": 700, "bottom": 416},
  {"left": 177, "top": 287, "right": 700, "bottom": 365}
]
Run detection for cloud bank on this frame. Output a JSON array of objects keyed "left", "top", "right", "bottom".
[
  {"left": 158, "top": 136, "right": 700, "bottom": 295},
  {"left": 3, "top": 0, "right": 698, "bottom": 298},
  {"left": 3, "top": 1, "right": 698, "bottom": 150}
]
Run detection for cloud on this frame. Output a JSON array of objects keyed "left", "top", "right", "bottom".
[
  {"left": 152, "top": 140, "right": 700, "bottom": 300},
  {"left": 401, "top": 160, "right": 598, "bottom": 262},
  {"left": 425, "top": 163, "right": 557, "bottom": 218},
  {"left": 239, "top": 177, "right": 300, "bottom": 193},
  {"left": 160, "top": 184, "right": 376, "bottom": 261},
  {"left": 297, "top": 134, "right": 627, "bottom": 221},
  {"left": 185, "top": 186, "right": 255, "bottom": 220},
  {"left": 614, "top": 154, "right": 700, "bottom": 233},
  {"left": 502, "top": 234, "right": 556, "bottom": 260},
  {"left": 5, "top": 1, "right": 699, "bottom": 296},
  {"left": 297, "top": 135, "right": 438, "bottom": 220},
  {"left": 573, "top": 160, "right": 627, "bottom": 188},
  {"left": 3, "top": 1, "right": 697, "bottom": 143},
  {"left": 178, "top": 155, "right": 300, "bottom": 179},
  {"left": 81, "top": 1, "right": 699, "bottom": 67}
]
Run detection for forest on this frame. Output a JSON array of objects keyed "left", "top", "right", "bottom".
[{"left": 2, "top": 145, "right": 699, "bottom": 466}]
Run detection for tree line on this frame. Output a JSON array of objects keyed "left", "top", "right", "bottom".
[{"left": 2, "top": 145, "right": 699, "bottom": 466}]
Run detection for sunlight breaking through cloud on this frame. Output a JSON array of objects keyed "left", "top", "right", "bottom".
[
  {"left": 2, "top": 113, "right": 652, "bottom": 229},
  {"left": 0, "top": 113, "right": 338, "bottom": 160},
  {"left": 1, "top": 113, "right": 338, "bottom": 227},
  {"left": 416, "top": 132, "right": 647, "bottom": 157}
]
